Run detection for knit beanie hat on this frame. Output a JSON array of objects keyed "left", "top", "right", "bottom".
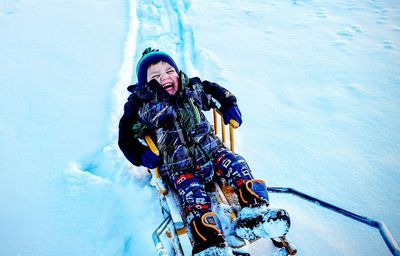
[{"left": 136, "top": 48, "right": 179, "bottom": 85}]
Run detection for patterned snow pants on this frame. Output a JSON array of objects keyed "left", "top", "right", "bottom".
[{"left": 168, "top": 148, "right": 254, "bottom": 223}]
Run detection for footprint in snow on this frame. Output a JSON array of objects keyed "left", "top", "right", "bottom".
[
  {"left": 383, "top": 41, "right": 394, "bottom": 50},
  {"left": 315, "top": 9, "right": 328, "bottom": 19},
  {"left": 336, "top": 28, "right": 354, "bottom": 39}
]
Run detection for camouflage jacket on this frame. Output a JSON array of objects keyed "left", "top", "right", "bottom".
[{"left": 118, "top": 71, "right": 237, "bottom": 176}]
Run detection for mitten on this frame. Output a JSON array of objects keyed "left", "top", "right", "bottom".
[
  {"left": 222, "top": 105, "right": 242, "bottom": 126},
  {"left": 140, "top": 150, "right": 161, "bottom": 169}
]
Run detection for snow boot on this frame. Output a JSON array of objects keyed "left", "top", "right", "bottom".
[
  {"left": 234, "top": 180, "right": 291, "bottom": 240},
  {"left": 237, "top": 179, "right": 270, "bottom": 208},
  {"left": 190, "top": 212, "right": 231, "bottom": 256}
]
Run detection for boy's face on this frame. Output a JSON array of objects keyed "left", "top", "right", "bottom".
[{"left": 147, "top": 61, "right": 179, "bottom": 95}]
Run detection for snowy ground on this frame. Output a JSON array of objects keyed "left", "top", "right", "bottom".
[{"left": 0, "top": 0, "right": 399, "bottom": 255}]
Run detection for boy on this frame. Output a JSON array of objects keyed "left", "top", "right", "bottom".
[{"left": 118, "top": 48, "right": 290, "bottom": 255}]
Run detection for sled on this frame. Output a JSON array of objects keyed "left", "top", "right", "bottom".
[
  {"left": 147, "top": 110, "right": 400, "bottom": 256},
  {"left": 146, "top": 109, "right": 295, "bottom": 256}
]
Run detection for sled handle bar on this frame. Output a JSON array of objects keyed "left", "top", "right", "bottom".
[
  {"left": 213, "top": 109, "right": 238, "bottom": 152},
  {"left": 145, "top": 135, "right": 160, "bottom": 156},
  {"left": 268, "top": 187, "right": 400, "bottom": 256}
]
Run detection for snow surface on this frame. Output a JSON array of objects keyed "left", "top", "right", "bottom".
[
  {"left": 235, "top": 206, "right": 289, "bottom": 240},
  {"left": 1, "top": 0, "right": 399, "bottom": 255}
]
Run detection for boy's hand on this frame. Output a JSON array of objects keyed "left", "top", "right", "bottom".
[
  {"left": 223, "top": 105, "right": 242, "bottom": 126},
  {"left": 141, "top": 150, "right": 161, "bottom": 169}
]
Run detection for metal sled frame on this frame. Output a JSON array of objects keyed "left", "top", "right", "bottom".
[
  {"left": 151, "top": 180, "right": 192, "bottom": 256},
  {"left": 149, "top": 109, "right": 400, "bottom": 256}
]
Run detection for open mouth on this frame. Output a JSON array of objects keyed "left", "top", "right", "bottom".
[{"left": 162, "top": 83, "right": 173, "bottom": 90}]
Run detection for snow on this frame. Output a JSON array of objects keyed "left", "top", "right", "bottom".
[
  {"left": 193, "top": 245, "right": 233, "bottom": 256},
  {"left": 0, "top": 0, "right": 399, "bottom": 255},
  {"left": 234, "top": 206, "right": 289, "bottom": 240}
]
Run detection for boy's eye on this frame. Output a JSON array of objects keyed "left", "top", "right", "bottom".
[
  {"left": 167, "top": 70, "right": 175, "bottom": 74},
  {"left": 152, "top": 74, "right": 160, "bottom": 80}
]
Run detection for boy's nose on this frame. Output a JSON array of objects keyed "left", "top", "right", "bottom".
[{"left": 160, "top": 72, "right": 168, "bottom": 81}]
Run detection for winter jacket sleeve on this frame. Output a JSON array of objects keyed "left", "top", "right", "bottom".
[
  {"left": 118, "top": 93, "right": 148, "bottom": 166},
  {"left": 196, "top": 78, "right": 238, "bottom": 111}
]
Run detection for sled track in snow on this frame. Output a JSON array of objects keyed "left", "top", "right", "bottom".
[
  {"left": 134, "top": 0, "right": 196, "bottom": 73},
  {"left": 133, "top": 0, "right": 226, "bottom": 81}
]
